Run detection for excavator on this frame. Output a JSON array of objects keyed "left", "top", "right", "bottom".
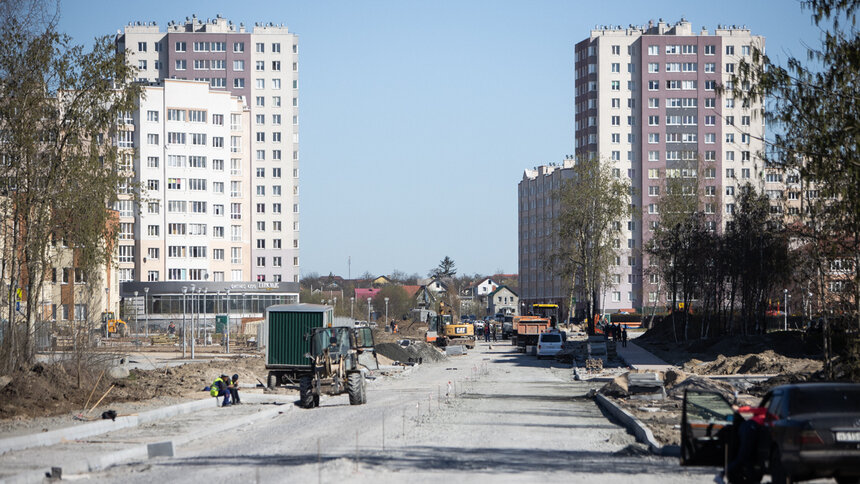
[
  {"left": 428, "top": 301, "right": 475, "bottom": 349},
  {"left": 101, "top": 311, "right": 128, "bottom": 337}
]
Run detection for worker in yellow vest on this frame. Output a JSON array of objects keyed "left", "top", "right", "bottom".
[{"left": 209, "top": 374, "right": 232, "bottom": 407}]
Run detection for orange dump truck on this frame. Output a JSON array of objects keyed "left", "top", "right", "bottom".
[{"left": 511, "top": 316, "right": 552, "bottom": 352}]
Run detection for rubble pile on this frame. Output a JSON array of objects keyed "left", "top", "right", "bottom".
[
  {"left": 681, "top": 350, "right": 822, "bottom": 375},
  {"left": 375, "top": 341, "right": 446, "bottom": 364}
]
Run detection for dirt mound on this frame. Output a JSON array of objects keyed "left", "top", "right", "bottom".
[
  {"left": 663, "top": 369, "right": 688, "bottom": 389},
  {"left": 0, "top": 355, "right": 268, "bottom": 421},
  {"left": 372, "top": 321, "right": 429, "bottom": 345},
  {"left": 681, "top": 350, "right": 822, "bottom": 376},
  {"left": 599, "top": 373, "right": 630, "bottom": 398},
  {"left": 375, "top": 341, "right": 446, "bottom": 364}
]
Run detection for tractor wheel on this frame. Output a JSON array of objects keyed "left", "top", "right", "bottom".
[
  {"left": 348, "top": 372, "right": 365, "bottom": 405},
  {"left": 299, "top": 376, "right": 315, "bottom": 408}
]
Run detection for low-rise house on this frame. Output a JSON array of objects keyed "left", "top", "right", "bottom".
[{"left": 487, "top": 286, "right": 519, "bottom": 316}]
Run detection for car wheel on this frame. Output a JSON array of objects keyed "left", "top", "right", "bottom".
[{"left": 769, "top": 446, "right": 792, "bottom": 484}]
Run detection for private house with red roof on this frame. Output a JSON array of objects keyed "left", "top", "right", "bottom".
[{"left": 354, "top": 288, "right": 380, "bottom": 301}]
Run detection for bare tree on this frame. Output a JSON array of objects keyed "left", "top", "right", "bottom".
[
  {"left": 548, "top": 158, "right": 632, "bottom": 325},
  {"left": 0, "top": 7, "right": 140, "bottom": 371}
]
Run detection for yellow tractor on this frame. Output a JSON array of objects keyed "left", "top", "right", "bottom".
[{"left": 101, "top": 312, "right": 128, "bottom": 337}]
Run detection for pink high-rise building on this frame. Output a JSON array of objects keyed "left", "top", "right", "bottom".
[{"left": 520, "top": 19, "right": 765, "bottom": 315}]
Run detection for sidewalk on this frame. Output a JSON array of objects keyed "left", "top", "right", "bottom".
[
  {"left": 0, "top": 393, "right": 295, "bottom": 484},
  {"left": 615, "top": 340, "right": 675, "bottom": 371}
]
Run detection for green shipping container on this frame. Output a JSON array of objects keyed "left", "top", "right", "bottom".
[{"left": 266, "top": 304, "right": 333, "bottom": 368}]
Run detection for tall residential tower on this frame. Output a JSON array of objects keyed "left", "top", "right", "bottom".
[
  {"left": 116, "top": 14, "right": 300, "bottom": 285},
  {"left": 520, "top": 20, "right": 765, "bottom": 314}
]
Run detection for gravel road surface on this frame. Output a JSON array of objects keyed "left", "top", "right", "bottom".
[{"left": 19, "top": 343, "right": 723, "bottom": 483}]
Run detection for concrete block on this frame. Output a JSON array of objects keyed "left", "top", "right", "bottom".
[
  {"left": 147, "top": 441, "right": 175, "bottom": 458},
  {"left": 445, "top": 345, "right": 465, "bottom": 356},
  {"left": 628, "top": 372, "right": 662, "bottom": 383}
]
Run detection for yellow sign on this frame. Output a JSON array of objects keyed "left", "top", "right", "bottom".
[
  {"left": 678, "top": 302, "right": 684, "bottom": 309},
  {"left": 15, "top": 288, "right": 22, "bottom": 302}
]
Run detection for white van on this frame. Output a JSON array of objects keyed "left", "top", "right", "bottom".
[{"left": 536, "top": 331, "right": 563, "bottom": 359}]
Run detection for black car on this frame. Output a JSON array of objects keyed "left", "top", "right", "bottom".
[{"left": 681, "top": 383, "right": 860, "bottom": 484}]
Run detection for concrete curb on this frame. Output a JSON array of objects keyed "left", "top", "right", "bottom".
[
  {"left": 0, "top": 393, "right": 294, "bottom": 456},
  {"left": 595, "top": 393, "right": 679, "bottom": 457},
  {"left": 3, "top": 395, "right": 294, "bottom": 484}
]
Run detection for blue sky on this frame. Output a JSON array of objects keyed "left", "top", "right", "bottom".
[{"left": 59, "top": 0, "right": 821, "bottom": 279}]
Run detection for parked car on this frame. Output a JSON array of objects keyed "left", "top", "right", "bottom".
[
  {"left": 536, "top": 331, "right": 563, "bottom": 359},
  {"left": 681, "top": 383, "right": 860, "bottom": 484}
]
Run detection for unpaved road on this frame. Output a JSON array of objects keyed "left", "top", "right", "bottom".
[{"left": 51, "top": 343, "right": 719, "bottom": 483}]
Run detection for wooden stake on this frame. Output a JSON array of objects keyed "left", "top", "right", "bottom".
[
  {"left": 87, "top": 384, "right": 115, "bottom": 414},
  {"left": 83, "top": 369, "right": 105, "bottom": 412}
]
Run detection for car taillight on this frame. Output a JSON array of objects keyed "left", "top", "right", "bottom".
[{"left": 799, "top": 430, "right": 824, "bottom": 446}]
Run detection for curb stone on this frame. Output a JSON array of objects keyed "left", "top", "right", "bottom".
[
  {"left": 595, "top": 393, "right": 680, "bottom": 457},
  {"left": 3, "top": 394, "right": 294, "bottom": 484}
]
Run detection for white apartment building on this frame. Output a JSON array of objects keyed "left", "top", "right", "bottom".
[
  {"left": 117, "top": 14, "right": 300, "bottom": 284},
  {"left": 131, "top": 79, "right": 252, "bottom": 284}
]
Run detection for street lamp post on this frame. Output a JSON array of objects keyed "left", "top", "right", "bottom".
[
  {"left": 367, "top": 297, "right": 372, "bottom": 325},
  {"left": 190, "top": 285, "right": 196, "bottom": 359},
  {"left": 350, "top": 297, "right": 355, "bottom": 319},
  {"left": 144, "top": 287, "right": 149, "bottom": 338},
  {"left": 783, "top": 288, "right": 789, "bottom": 331},
  {"left": 197, "top": 287, "right": 202, "bottom": 340},
  {"left": 225, "top": 290, "right": 231, "bottom": 354},
  {"left": 133, "top": 291, "right": 139, "bottom": 336},
  {"left": 203, "top": 288, "right": 208, "bottom": 344},
  {"left": 181, "top": 286, "right": 188, "bottom": 358},
  {"left": 192, "top": 288, "right": 197, "bottom": 342},
  {"left": 384, "top": 297, "right": 389, "bottom": 325}
]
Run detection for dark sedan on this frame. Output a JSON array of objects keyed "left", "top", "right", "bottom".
[
  {"left": 681, "top": 383, "right": 860, "bottom": 484},
  {"left": 762, "top": 383, "right": 860, "bottom": 484}
]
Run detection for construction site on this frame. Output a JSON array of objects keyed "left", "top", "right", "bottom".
[{"left": 0, "top": 302, "right": 851, "bottom": 484}]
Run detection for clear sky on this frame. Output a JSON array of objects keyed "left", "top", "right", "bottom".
[{"left": 58, "top": 0, "right": 821, "bottom": 279}]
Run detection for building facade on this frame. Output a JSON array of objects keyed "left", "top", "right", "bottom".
[
  {"left": 518, "top": 160, "right": 576, "bottom": 311},
  {"left": 521, "top": 20, "right": 766, "bottom": 313},
  {"left": 133, "top": 80, "right": 252, "bottom": 285},
  {"left": 116, "top": 14, "right": 300, "bottom": 284}
]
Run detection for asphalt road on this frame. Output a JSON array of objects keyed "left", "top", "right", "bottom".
[{"left": 81, "top": 342, "right": 720, "bottom": 484}]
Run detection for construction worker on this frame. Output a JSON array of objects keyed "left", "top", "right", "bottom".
[
  {"left": 229, "top": 374, "right": 241, "bottom": 404},
  {"left": 209, "top": 374, "right": 232, "bottom": 407}
]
